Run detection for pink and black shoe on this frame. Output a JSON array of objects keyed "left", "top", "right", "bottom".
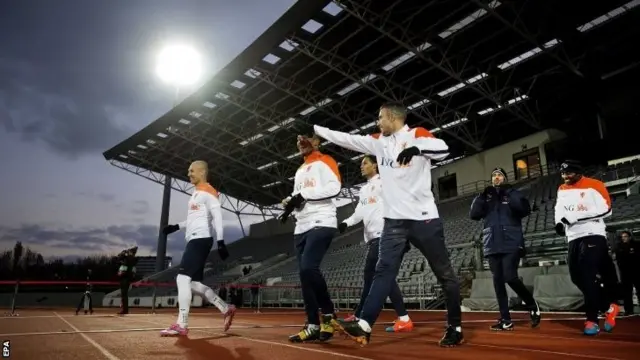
[
  {"left": 223, "top": 305, "right": 236, "bottom": 332},
  {"left": 160, "top": 323, "right": 189, "bottom": 337}
]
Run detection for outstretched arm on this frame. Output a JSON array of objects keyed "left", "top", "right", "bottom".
[
  {"left": 314, "top": 125, "right": 378, "bottom": 155},
  {"left": 412, "top": 127, "right": 450, "bottom": 161}
]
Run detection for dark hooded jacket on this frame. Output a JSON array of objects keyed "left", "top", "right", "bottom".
[{"left": 470, "top": 184, "right": 531, "bottom": 256}]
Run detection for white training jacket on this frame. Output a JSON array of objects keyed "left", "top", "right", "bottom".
[
  {"left": 314, "top": 124, "right": 449, "bottom": 221},
  {"left": 287, "top": 151, "right": 342, "bottom": 235},
  {"left": 343, "top": 174, "right": 383, "bottom": 243},
  {"left": 554, "top": 176, "right": 612, "bottom": 242},
  {"left": 178, "top": 183, "right": 224, "bottom": 242}
]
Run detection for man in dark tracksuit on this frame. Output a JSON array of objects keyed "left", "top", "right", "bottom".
[
  {"left": 117, "top": 247, "right": 137, "bottom": 315},
  {"left": 616, "top": 231, "right": 639, "bottom": 315},
  {"left": 75, "top": 269, "right": 93, "bottom": 315},
  {"left": 470, "top": 167, "right": 541, "bottom": 330}
]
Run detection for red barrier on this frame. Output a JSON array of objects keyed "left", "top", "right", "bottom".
[
  {"left": 0, "top": 280, "right": 362, "bottom": 291},
  {"left": 0, "top": 279, "right": 367, "bottom": 316}
]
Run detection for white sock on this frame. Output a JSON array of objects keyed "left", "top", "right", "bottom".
[
  {"left": 455, "top": 326, "right": 462, "bottom": 332},
  {"left": 399, "top": 315, "right": 410, "bottom": 322},
  {"left": 307, "top": 324, "right": 319, "bottom": 331},
  {"left": 358, "top": 319, "right": 372, "bottom": 333},
  {"left": 176, "top": 274, "right": 192, "bottom": 328},
  {"left": 191, "top": 281, "right": 229, "bottom": 313}
]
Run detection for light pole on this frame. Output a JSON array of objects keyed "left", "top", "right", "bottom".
[{"left": 154, "top": 44, "right": 203, "bottom": 274}]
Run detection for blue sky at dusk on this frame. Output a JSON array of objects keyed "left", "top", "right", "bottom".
[{"left": 0, "top": 0, "right": 297, "bottom": 262}]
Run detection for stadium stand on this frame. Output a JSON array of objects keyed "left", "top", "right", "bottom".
[{"left": 100, "top": 0, "right": 640, "bottom": 314}]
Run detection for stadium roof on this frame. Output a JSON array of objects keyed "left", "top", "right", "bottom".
[{"left": 103, "top": 0, "right": 640, "bottom": 210}]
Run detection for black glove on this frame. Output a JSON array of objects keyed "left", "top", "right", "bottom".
[
  {"left": 162, "top": 224, "right": 179, "bottom": 235},
  {"left": 278, "top": 210, "right": 292, "bottom": 224},
  {"left": 286, "top": 193, "right": 305, "bottom": 211},
  {"left": 396, "top": 146, "right": 420, "bottom": 166},
  {"left": 482, "top": 186, "right": 497, "bottom": 197},
  {"left": 518, "top": 245, "right": 526, "bottom": 258},
  {"left": 217, "top": 240, "right": 229, "bottom": 260},
  {"left": 338, "top": 222, "right": 348, "bottom": 233},
  {"left": 555, "top": 223, "right": 566, "bottom": 236}
]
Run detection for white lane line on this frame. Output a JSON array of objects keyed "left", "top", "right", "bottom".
[
  {"left": 119, "top": 315, "right": 375, "bottom": 360},
  {"left": 53, "top": 311, "right": 121, "bottom": 360}
]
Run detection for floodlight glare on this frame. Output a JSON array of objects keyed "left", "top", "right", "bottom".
[{"left": 155, "top": 44, "right": 202, "bottom": 86}]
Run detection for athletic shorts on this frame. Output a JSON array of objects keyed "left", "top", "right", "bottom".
[{"left": 178, "top": 237, "right": 213, "bottom": 281}]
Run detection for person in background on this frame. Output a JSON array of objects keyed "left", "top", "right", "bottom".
[
  {"left": 470, "top": 168, "right": 541, "bottom": 331},
  {"left": 75, "top": 269, "right": 93, "bottom": 315},
  {"left": 117, "top": 247, "right": 138, "bottom": 315},
  {"left": 615, "top": 231, "right": 639, "bottom": 316}
]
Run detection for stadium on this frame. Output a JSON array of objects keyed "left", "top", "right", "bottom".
[{"left": 3, "top": 0, "right": 640, "bottom": 358}]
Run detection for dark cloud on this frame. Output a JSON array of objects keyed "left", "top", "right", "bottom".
[
  {"left": 0, "top": 223, "right": 246, "bottom": 262},
  {"left": 0, "top": 59, "right": 131, "bottom": 159}
]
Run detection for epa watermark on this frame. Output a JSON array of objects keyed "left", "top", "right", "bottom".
[{"left": 2, "top": 340, "right": 9, "bottom": 358}]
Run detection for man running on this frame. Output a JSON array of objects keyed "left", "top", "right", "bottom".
[
  {"left": 340, "top": 155, "right": 413, "bottom": 333},
  {"left": 554, "top": 160, "right": 620, "bottom": 335},
  {"left": 280, "top": 134, "right": 341, "bottom": 343},
  {"left": 314, "top": 103, "right": 463, "bottom": 347},
  {"left": 160, "top": 160, "right": 236, "bottom": 336}
]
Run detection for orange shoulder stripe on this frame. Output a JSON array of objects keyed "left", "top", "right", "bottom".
[
  {"left": 559, "top": 177, "right": 611, "bottom": 207},
  {"left": 319, "top": 154, "right": 342, "bottom": 182},
  {"left": 583, "top": 177, "right": 611, "bottom": 208},
  {"left": 413, "top": 127, "right": 434, "bottom": 139},
  {"left": 196, "top": 183, "right": 219, "bottom": 198}
]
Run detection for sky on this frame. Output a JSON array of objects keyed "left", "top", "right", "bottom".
[{"left": 0, "top": 0, "right": 298, "bottom": 263}]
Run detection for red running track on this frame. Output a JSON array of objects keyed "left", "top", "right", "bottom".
[{"left": 1, "top": 308, "right": 639, "bottom": 360}]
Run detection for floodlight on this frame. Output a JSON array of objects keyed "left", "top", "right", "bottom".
[{"left": 155, "top": 44, "right": 202, "bottom": 86}]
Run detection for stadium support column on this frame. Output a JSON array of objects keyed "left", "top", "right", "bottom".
[
  {"left": 156, "top": 175, "right": 171, "bottom": 273},
  {"left": 155, "top": 85, "right": 180, "bottom": 273}
]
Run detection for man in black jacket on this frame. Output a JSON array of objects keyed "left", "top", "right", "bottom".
[
  {"left": 470, "top": 167, "right": 541, "bottom": 330},
  {"left": 117, "top": 247, "right": 138, "bottom": 315},
  {"left": 75, "top": 269, "right": 93, "bottom": 315},
  {"left": 616, "top": 231, "right": 639, "bottom": 315}
]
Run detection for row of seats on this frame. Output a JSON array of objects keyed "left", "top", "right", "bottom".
[{"left": 463, "top": 266, "right": 585, "bottom": 311}]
